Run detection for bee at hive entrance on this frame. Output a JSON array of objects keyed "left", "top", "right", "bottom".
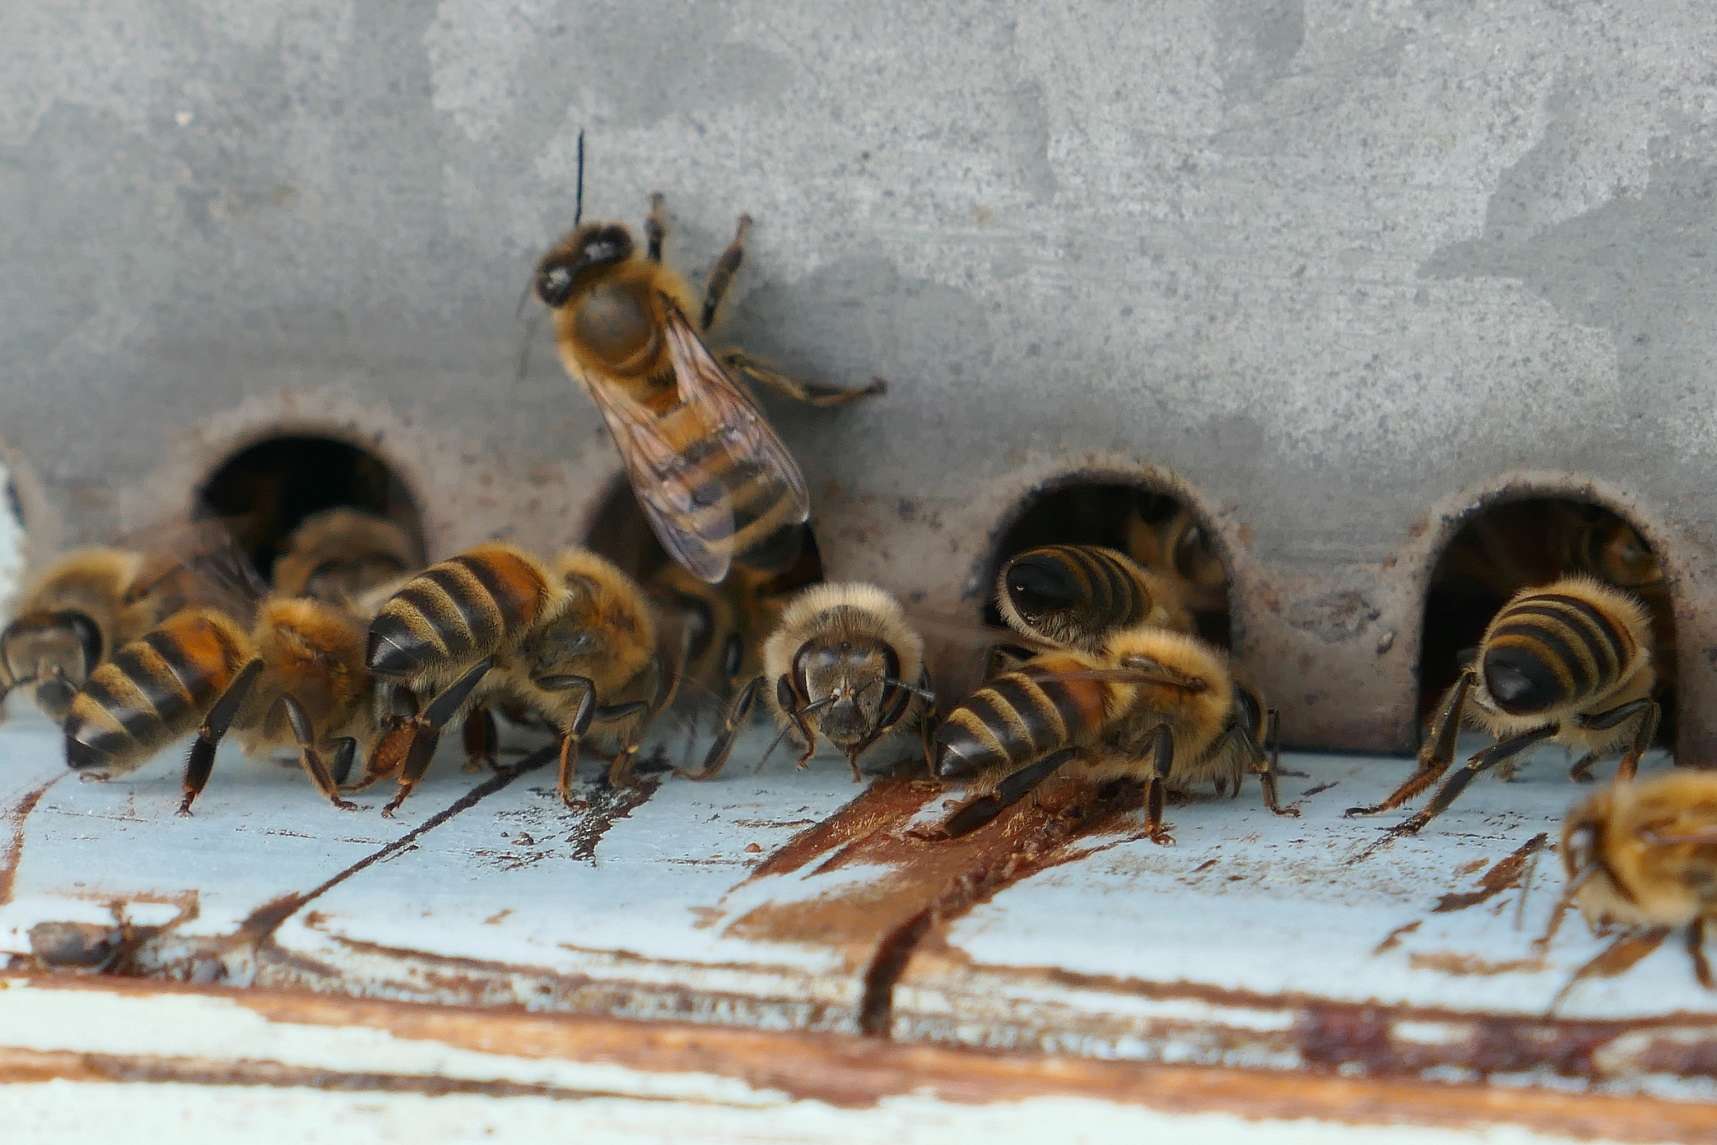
[
  {"left": 981, "top": 480, "right": 1232, "bottom": 649},
  {"left": 193, "top": 435, "right": 426, "bottom": 593},
  {"left": 1418, "top": 497, "right": 1677, "bottom": 749},
  {"left": 585, "top": 475, "right": 825, "bottom": 708}
]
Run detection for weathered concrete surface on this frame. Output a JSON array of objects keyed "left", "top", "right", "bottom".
[{"left": 2, "top": 2, "right": 1715, "bottom": 754}]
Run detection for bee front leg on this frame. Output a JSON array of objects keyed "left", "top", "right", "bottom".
[
  {"left": 179, "top": 659, "right": 264, "bottom": 816},
  {"left": 271, "top": 695, "right": 358, "bottom": 811},
  {"left": 596, "top": 701, "right": 650, "bottom": 788},
  {"left": 700, "top": 212, "right": 750, "bottom": 329},
  {"left": 677, "top": 674, "right": 762, "bottom": 781},
  {"left": 1140, "top": 724, "right": 1176, "bottom": 846}
]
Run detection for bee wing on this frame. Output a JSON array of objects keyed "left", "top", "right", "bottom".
[
  {"left": 583, "top": 297, "right": 809, "bottom": 584},
  {"left": 121, "top": 516, "right": 268, "bottom": 621}
]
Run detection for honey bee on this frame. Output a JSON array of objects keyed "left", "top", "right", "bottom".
[
  {"left": 1, "top": 524, "right": 252, "bottom": 723},
  {"left": 1347, "top": 576, "right": 1659, "bottom": 834},
  {"left": 648, "top": 561, "right": 781, "bottom": 701},
  {"left": 996, "top": 544, "right": 1193, "bottom": 651},
  {"left": 933, "top": 625, "right": 1295, "bottom": 843},
  {"left": 360, "top": 542, "right": 675, "bottom": 813},
  {"left": 530, "top": 135, "right": 884, "bottom": 584},
  {"left": 1556, "top": 771, "right": 1717, "bottom": 990},
  {"left": 62, "top": 590, "right": 383, "bottom": 814},
  {"left": 1124, "top": 503, "right": 1227, "bottom": 617},
  {"left": 683, "top": 583, "right": 934, "bottom": 783},
  {"left": 271, "top": 508, "right": 423, "bottom": 604}
]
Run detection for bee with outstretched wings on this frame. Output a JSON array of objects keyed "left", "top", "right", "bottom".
[{"left": 526, "top": 136, "right": 884, "bottom": 583}]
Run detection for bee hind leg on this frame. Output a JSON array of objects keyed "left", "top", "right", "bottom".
[
  {"left": 1387, "top": 723, "right": 1556, "bottom": 838},
  {"left": 1577, "top": 698, "right": 1659, "bottom": 782},
  {"left": 178, "top": 658, "right": 264, "bottom": 816},
  {"left": 677, "top": 674, "right": 762, "bottom": 782},
  {"left": 381, "top": 657, "right": 495, "bottom": 817},
  {"left": 1140, "top": 724, "right": 1176, "bottom": 846},
  {"left": 1346, "top": 670, "right": 1473, "bottom": 818}
]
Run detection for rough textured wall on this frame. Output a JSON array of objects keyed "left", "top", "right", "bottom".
[{"left": 2, "top": 1, "right": 1714, "bottom": 754}]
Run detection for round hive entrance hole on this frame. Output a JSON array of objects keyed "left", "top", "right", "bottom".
[
  {"left": 1419, "top": 496, "right": 1676, "bottom": 747},
  {"left": 195, "top": 435, "right": 425, "bottom": 584},
  {"left": 983, "top": 479, "right": 1232, "bottom": 648}
]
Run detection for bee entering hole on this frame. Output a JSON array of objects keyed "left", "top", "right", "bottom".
[
  {"left": 1420, "top": 497, "right": 1676, "bottom": 747},
  {"left": 193, "top": 435, "right": 426, "bottom": 589},
  {"left": 983, "top": 481, "right": 1232, "bottom": 649}
]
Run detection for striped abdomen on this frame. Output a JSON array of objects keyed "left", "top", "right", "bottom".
[
  {"left": 999, "top": 545, "right": 1154, "bottom": 648},
  {"left": 1479, "top": 585, "right": 1640, "bottom": 716},
  {"left": 366, "top": 545, "right": 552, "bottom": 678},
  {"left": 64, "top": 609, "right": 252, "bottom": 771},
  {"left": 934, "top": 661, "right": 1107, "bottom": 778},
  {"left": 651, "top": 401, "right": 806, "bottom": 575}
]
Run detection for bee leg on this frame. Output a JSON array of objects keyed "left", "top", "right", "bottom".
[
  {"left": 344, "top": 685, "right": 418, "bottom": 792},
  {"left": 1242, "top": 707, "right": 1298, "bottom": 817},
  {"left": 1568, "top": 752, "right": 1602, "bottom": 783},
  {"left": 271, "top": 695, "right": 358, "bottom": 811},
  {"left": 536, "top": 674, "right": 596, "bottom": 807},
  {"left": 1345, "top": 670, "right": 1473, "bottom": 817},
  {"left": 644, "top": 192, "right": 667, "bottom": 262},
  {"left": 326, "top": 737, "right": 359, "bottom": 787},
  {"left": 1141, "top": 724, "right": 1176, "bottom": 846},
  {"left": 677, "top": 674, "right": 762, "bottom": 781},
  {"left": 461, "top": 704, "right": 500, "bottom": 773},
  {"left": 597, "top": 701, "right": 650, "bottom": 788},
  {"left": 1689, "top": 919, "right": 1713, "bottom": 990},
  {"left": 720, "top": 349, "right": 888, "bottom": 408},
  {"left": 700, "top": 213, "right": 751, "bottom": 329},
  {"left": 178, "top": 658, "right": 264, "bottom": 816},
  {"left": 1388, "top": 723, "right": 1557, "bottom": 837},
  {"left": 382, "top": 657, "right": 494, "bottom": 817},
  {"left": 1577, "top": 698, "right": 1659, "bottom": 782},
  {"left": 936, "top": 748, "right": 1082, "bottom": 839}
]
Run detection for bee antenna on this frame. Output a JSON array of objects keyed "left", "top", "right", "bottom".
[
  {"left": 573, "top": 129, "right": 587, "bottom": 227},
  {"left": 753, "top": 695, "right": 834, "bottom": 773}
]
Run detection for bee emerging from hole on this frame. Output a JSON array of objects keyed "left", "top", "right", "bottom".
[
  {"left": 1125, "top": 502, "right": 1227, "bottom": 618},
  {"left": 61, "top": 546, "right": 382, "bottom": 815},
  {"left": 527, "top": 133, "right": 885, "bottom": 584},
  {"left": 932, "top": 625, "right": 1295, "bottom": 844},
  {"left": 997, "top": 543, "right": 1193, "bottom": 651},
  {"left": 682, "top": 583, "right": 934, "bottom": 783},
  {"left": 271, "top": 508, "right": 424, "bottom": 604},
  {"left": 1348, "top": 576, "right": 1660, "bottom": 835},
  {"left": 1550, "top": 771, "right": 1717, "bottom": 1002}
]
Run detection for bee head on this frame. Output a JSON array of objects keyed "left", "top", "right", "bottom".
[{"left": 535, "top": 224, "right": 635, "bottom": 308}]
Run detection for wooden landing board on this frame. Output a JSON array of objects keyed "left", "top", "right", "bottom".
[{"left": 2, "top": 708, "right": 1714, "bottom": 1130}]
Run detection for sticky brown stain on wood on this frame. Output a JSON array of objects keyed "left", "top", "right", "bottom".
[
  {"left": 565, "top": 775, "right": 661, "bottom": 863},
  {"left": 1372, "top": 919, "right": 1421, "bottom": 955},
  {"left": 1433, "top": 833, "right": 1547, "bottom": 913},
  {"left": 0, "top": 776, "right": 61, "bottom": 905},
  {"left": 1407, "top": 951, "right": 1547, "bottom": 977}
]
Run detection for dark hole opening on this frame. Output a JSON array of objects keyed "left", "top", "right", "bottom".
[
  {"left": 983, "top": 480, "right": 1232, "bottom": 648},
  {"left": 1419, "top": 496, "right": 1675, "bottom": 746},
  {"left": 195, "top": 435, "right": 425, "bottom": 583}
]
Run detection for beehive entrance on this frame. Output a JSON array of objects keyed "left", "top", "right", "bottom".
[
  {"left": 194, "top": 435, "right": 424, "bottom": 583},
  {"left": 982, "top": 480, "right": 1231, "bottom": 648},
  {"left": 1419, "top": 496, "right": 1676, "bottom": 746}
]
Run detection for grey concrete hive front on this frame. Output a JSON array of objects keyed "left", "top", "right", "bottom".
[{"left": 2, "top": 1, "right": 1714, "bottom": 760}]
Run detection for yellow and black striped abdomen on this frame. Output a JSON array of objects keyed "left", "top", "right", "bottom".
[
  {"left": 934, "top": 664, "right": 1105, "bottom": 778},
  {"left": 998, "top": 545, "right": 1150, "bottom": 648},
  {"left": 654, "top": 402, "right": 805, "bottom": 575},
  {"left": 366, "top": 545, "right": 550, "bottom": 678},
  {"left": 1480, "top": 585, "right": 1638, "bottom": 716},
  {"left": 64, "top": 609, "right": 252, "bottom": 771}
]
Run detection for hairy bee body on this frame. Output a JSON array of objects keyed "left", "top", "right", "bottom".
[
  {"left": 365, "top": 543, "right": 559, "bottom": 689},
  {"left": 2, "top": 549, "right": 154, "bottom": 721},
  {"left": 934, "top": 626, "right": 1288, "bottom": 839},
  {"left": 650, "top": 562, "right": 779, "bottom": 701},
  {"left": 273, "top": 508, "right": 423, "bottom": 604},
  {"left": 997, "top": 544, "right": 1192, "bottom": 650},
  {"left": 1349, "top": 576, "right": 1661, "bottom": 834},
  {"left": 1563, "top": 771, "right": 1717, "bottom": 932},
  {"left": 62, "top": 597, "right": 373, "bottom": 812},
  {"left": 689, "top": 583, "right": 930, "bottom": 783}
]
